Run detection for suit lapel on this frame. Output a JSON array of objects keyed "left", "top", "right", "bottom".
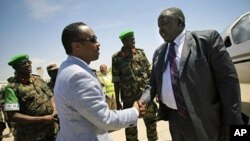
[
  {"left": 158, "top": 43, "right": 168, "bottom": 73},
  {"left": 179, "top": 32, "right": 192, "bottom": 77}
]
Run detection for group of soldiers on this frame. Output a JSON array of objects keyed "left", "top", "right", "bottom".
[{"left": 1, "top": 30, "right": 158, "bottom": 141}]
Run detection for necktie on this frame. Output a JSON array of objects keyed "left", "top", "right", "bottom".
[{"left": 167, "top": 42, "right": 189, "bottom": 117}]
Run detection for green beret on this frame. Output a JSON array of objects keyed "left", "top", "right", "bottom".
[
  {"left": 119, "top": 30, "right": 134, "bottom": 40},
  {"left": 8, "top": 54, "right": 29, "bottom": 66}
]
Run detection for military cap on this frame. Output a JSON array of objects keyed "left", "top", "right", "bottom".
[
  {"left": 8, "top": 54, "right": 29, "bottom": 66},
  {"left": 119, "top": 30, "right": 134, "bottom": 40},
  {"left": 47, "top": 64, "right": 58, "bottom": 71}
]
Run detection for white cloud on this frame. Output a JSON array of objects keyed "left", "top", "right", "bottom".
[{"left": 24, "top": 0, "right": 62, "bottom": 20}]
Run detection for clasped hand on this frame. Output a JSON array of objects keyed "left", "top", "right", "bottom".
[{"left": 133, "top": 100, "right": 147, "bottom": 118}]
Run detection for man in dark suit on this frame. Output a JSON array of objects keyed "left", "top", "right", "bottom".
[{"left": 139, "top": 7, "right": 243, "bottom": 141}]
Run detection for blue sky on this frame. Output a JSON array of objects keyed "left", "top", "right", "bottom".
[{"left": 0, "top": 0, "right": 249, "bottom": 81}]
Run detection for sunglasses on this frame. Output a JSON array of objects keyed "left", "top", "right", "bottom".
[{"left": 77, "top": 35, "right": 98, "bottom": 44}]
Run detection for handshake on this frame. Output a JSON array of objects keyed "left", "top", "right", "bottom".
[{"left": 133, "top": 100, "right": 147, "bottom": 118}]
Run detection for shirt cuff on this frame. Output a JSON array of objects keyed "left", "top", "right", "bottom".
[{"left": 132, "top": 107, "right": 139, "bottom": 116}]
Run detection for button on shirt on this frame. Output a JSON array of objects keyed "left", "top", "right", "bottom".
[{"left": 161, "top": 29, "right": 186, "bottom": 110}]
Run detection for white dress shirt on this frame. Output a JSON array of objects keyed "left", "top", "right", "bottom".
[{"left": 161, "top": 29, "right": 186, "bottom": 110}]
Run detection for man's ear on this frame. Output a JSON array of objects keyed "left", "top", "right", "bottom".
[
  {"left": 71, "top": 42, "right": 81, "bottom": 50},
  {"left": 71, "top": 42, "right": 78, "bottom": 48}
]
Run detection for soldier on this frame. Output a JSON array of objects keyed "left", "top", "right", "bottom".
[
  {"left": 4, "top": 54, "right": 58, "bottom": 141},
  {"left": 46, "top": 64, "right": 58, "bottom": 91},
  {"left": 96, "top": 64, "right": 116, "bottom": 110},
  {"left": 112, "top": 30, "right": 158, "bottom": 141},
  {"left": 0, "top": 87, "right": 7, "bottom": 141}
]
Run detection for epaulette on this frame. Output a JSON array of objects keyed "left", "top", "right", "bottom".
[
  {"left": 31, "top": 74, "right": 43, "bottom": 81},
  {"left": 135, "top": 48, "right": 144, "bottom": 51},
  {"left": 112, "top": 51, "right": 123, "bottom": 65},
  {"left": 7, "top": 76, "right": 15, "bottom": 83},
  {"left": 112, "top": 51, "right": 122, "bottom": 58},
  {"left": 135, "top": 48, "right": 146, "bottom": 56},
  {"left": 135, "top": 48, "right": 145, "bottom": 53}
]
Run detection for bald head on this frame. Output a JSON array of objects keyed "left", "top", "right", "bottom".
[{"left": 100, "top": 64, "right": 108, "bottom": 75}]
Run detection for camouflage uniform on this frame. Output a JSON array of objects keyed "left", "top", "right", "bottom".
[
  {"left": 0, "top": 87, "right": 6, "bottom": 141},
  {"left": 47, "top": 80, "right": 55, "bottom": 91},
  {"left": 46, "top": 64, "right": 58, "bottom": 92},
  {"left": 112, "top": 47, "right": 158, "bottom": 141},
  {"left": 4, "top": 74, "right": 58, "bottom": 141}
]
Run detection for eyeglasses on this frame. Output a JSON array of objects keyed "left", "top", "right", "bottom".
[{"left": 77, "top": 35, "right": 98, "bottom": 44}]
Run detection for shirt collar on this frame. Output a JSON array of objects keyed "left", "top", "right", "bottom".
[{"left": 173, "top": 29, "right": 186, "bottom": 47}]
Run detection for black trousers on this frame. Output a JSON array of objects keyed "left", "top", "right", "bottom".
[{"left": 164, "top": 105, "right": 198, "bottom": 141}]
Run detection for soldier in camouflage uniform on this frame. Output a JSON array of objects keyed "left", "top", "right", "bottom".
[
  {"left": 46, "top": 64, "right": 58, "bottom": 91},
  {"left": 0, "top": 87, "right": 7, "bottom": 141},
  {"left": 112, "top": 30, "right": 158, "bottom": 141},
  {"left": 4, "top": 54, "right": 58, "bottom": 141}
]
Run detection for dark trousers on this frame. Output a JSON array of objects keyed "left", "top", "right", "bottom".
[{"left": 164, "top": 105, "right": 198, "bottom": 141}]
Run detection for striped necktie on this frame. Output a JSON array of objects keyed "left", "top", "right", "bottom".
[{"left": 167, "top": 42, "right": 189, "bottom": 117}]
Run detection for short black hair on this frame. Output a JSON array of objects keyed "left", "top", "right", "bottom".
[
  {"left": 159, "top": 7, "right": 185, "bottom": 26},
  {"left": 61, "top": 22, "right": 87, "bottom": 55}
]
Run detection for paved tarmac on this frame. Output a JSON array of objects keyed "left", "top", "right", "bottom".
[
  {"left": 110, "top": 83, "right": 250, "bottom": 141},
  {"left": 2, "top": 83, "right": 249, "bottom": 141},
  {"left": 1, "top": 119, "right": 171, "bottom": 141},
  {"left": 109, "top": 119, "right": 171, "bottom": 141}
]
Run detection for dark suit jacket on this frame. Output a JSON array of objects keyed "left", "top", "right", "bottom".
[{"left": 141, "top": 30, "right": 243, "bottom": 141}]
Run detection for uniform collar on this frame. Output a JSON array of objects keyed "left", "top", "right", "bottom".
[
  {"left": 120, "top": 46, "right": 136, "bottom": 57},
  {"left": 17, "top": 76, "right": 32, "bottom": 85}
]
